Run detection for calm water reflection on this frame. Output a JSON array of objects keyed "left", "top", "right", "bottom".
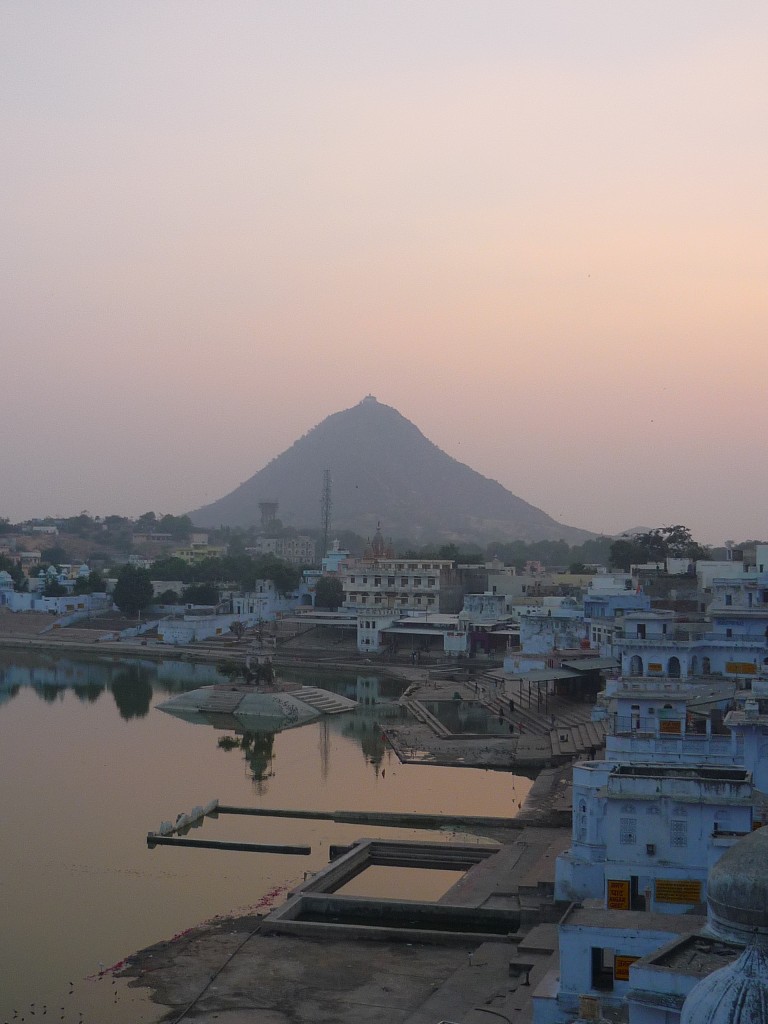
[{"left": 0, "top": 650, "right": 530, "bottom": 1022}]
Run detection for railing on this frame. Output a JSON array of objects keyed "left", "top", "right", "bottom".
[{"left": 616, "top": 632, "right": 765, "bottom": 645}]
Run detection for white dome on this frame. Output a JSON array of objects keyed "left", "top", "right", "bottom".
[
  {"left": 707, "top": 827, "right": 768, "bottom": 943},
  {"left": 680, "top": 937, "right": 768, "bottom": 1024}
]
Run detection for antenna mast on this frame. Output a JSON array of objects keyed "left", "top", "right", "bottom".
[{"left": 320, "top": 469, "right": 332, "bottom": 556}]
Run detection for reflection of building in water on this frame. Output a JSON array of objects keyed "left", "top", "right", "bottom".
[
  {"left": 154, "top": 660, "right": 226, "bottom": 688},
  {"left": 3, "top": 657, "right": 111, "bottom": 690}
]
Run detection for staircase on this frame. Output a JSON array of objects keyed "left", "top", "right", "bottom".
[
  {"left": 203, "top": 687, "right": 247, "bottom": 714},
  {"left": 483, "top": 689, "right": 607, "bottom": 762},
  {"left": 291, "top": 686, "right": 358, "bottom": 715}
]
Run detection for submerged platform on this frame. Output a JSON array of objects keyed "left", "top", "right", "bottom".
[{"left": 156, "top": 683, "right": 358, "bottom": 731}]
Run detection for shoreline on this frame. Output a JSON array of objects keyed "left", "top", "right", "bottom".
[{"left": 0, "top": 624, "right": 579, "bottom": 1022}]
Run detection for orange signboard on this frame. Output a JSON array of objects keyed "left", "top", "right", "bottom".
[
  {"left": 614, "top": 955, "right": 639, "bottom": 981},
  {"left": 607, "top": 879, "right": 630, "bottom": 910},
  {"left": 655, "top": 879, "right": 702, "bottom": 904},
  {"left": 726, "top": 662, "right": 756, "bottom": 675},
  {"left": 659, "top": 719, "right": 682, "bottom": 734}
]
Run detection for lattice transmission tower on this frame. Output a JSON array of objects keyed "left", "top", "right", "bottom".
[{"left": 320, "top": 469, "right": 332, "bottom": 556}]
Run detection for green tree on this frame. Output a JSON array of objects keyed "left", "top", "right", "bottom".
[
  {"left": 41, "top": 546, "right": 68, "bottom": 567},
  {"left": 315, "top": 575, "right": 344, "bottom": 610},
  {"left": 73, "top": 569, "right": 105, "bottom": 594},
  {"left": 112, "top": 565, "right": 154, "bottom": 617},
  {"left": 182, "top": 582, "right": 219, "bottom": 605},
  {"left": 610, "top": 526, "right": 709, "bottom": 571},
  {"left": 159, "top": 513, "right": 193, "bottom": 538},
  {"left": 43, "top": 578, "right": 67, "bottom": 597},
  {"left": 609, "top": 537, "right": 650, "bottom": 572},
  {"left": 0, "top": 555, "right": 25, "bottom": 590},
  {"left": 150, "top": 556, "right": 192, "bottom": 582}
]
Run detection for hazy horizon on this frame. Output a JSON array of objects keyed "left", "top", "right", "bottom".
[{"left": 3, "top": 3, "right": 767, "bottom": 546}]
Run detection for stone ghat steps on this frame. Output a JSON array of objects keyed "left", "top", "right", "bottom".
[
  {"left": 291, "top": 686, "right": 358, "bottom": 715},
  {"left": 483, "top": 696, "right": 551, "bottom": 736},
  {"left": 484, "top": 693, "right": 606, "bottom": 760},
  {"left": 205, "top": 687, "right": 247, "bottom": 713}
]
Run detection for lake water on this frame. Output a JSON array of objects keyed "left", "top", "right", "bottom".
[{"left": 0, "top": 649, "right": 531, "bottom": 1022}]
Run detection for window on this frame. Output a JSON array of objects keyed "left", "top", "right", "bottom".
[
  {"left": 388, "top": 576, "right": 395, "bottom": 586},
  {"left": 362, "top": 576, "right": 368, "bottom": 584},
  {"left": 414, "top": 576, "right": 422, "bottom": 586},
  {"left": 620, "top": 818, "right": 637, "bottom": 845},
  {"left": 401, "top": 577, "right": 408, "bottom": 587},
  {"left": 671, "top": 820, "right": 688, "bottom": 847},
  {"left": 591, "top": 947, "right": 615, "bottom": 991},
  {"left": 374, "top": 576, "right": 381, "bottom": 586},
  {"left": 428, "top": 577, "right": 435, "bottom": 587},
  {"left": 350, "top": 576, "right": 356, "bottom": 584},
  {"left": 375, "top": 595, "right": 382, "bottom": 604},
  {"left": 725, "top": 594, "right": 733, "bottom": 606}
]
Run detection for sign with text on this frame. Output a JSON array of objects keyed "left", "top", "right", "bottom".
[
  {"left": 726, "top": 662, "right": 756, "bottom": 675},
  {"left": 659, "top": 719, "right": 682, "bottom": 734},
  {"left": 614, "top": 955, "right": 639, "bottom": 981},
  {"left": 655, "top": 879, "right": 702, "bottom": 904},
  {"left": 607, "top": 879, "right": 630, "bottom": 910}
]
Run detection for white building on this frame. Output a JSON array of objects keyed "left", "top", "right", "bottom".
[
  {"left": 555, "top": 761, "right": 753, "bottom": 910},
  {"left": 536, "top": 826, "right": 768, "bottom": 1024},
  {"left": 231, "top": 580, "right": 299, "bottom": 622},
  {"left": 340, "top": 558, "right": 454, "bottom": 653}
]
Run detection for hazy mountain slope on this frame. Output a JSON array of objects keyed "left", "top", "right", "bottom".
[{"left": 190, "top": 397, "right": 593, "bottom": 544}]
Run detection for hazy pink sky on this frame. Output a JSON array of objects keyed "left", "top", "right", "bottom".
[{"left": 3, "top": 2, "right": 767, "bottom": 545}]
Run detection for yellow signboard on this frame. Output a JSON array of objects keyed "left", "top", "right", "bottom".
[
  {"left": 726, "top": 662, "right": 756, "bottom": 675},
  {"left": 648, "top": 663, "right": 662, "bottom": 672},
  {"left": 614, "top": 955, "right": 639, "bottom": 981},
  {"left": 607, "top": 879, "right": 630, "bottom": 910},
  {"left": 655, "top": 879, "right": 702, "bottom": 904},
  {"left": 659, "top": 719, "right": 682, "bottom": 735}
]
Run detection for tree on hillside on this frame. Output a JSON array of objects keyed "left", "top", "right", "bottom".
[
  {"left": 112, "top": 565, "right": 154, "bottom": 618},
  {"left": 41, "top": 546, "right": 68, "bottom": 567},
  {"left": 150, "top": 556, "right": 192, "bottom": 582},
  {"left": 315, "top": 575, "right": 344, "bottom": 610},
  {"left": 159, "top": 513, "right": 193, "bottom": 538}
]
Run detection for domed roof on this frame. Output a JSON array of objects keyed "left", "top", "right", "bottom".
[
  {"left": 708, "top": 827, "right": 768, "bottom": 943},
  {"left": 680, "top": 937, "right": 768, "bottom": 1024}
]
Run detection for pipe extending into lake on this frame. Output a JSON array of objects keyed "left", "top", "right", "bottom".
[
  {"left": 216, "top": 805, "right": 520, "bottom": 830},
  {"left": 147, "top": 834, "right": 311, "bottom": 854}
]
